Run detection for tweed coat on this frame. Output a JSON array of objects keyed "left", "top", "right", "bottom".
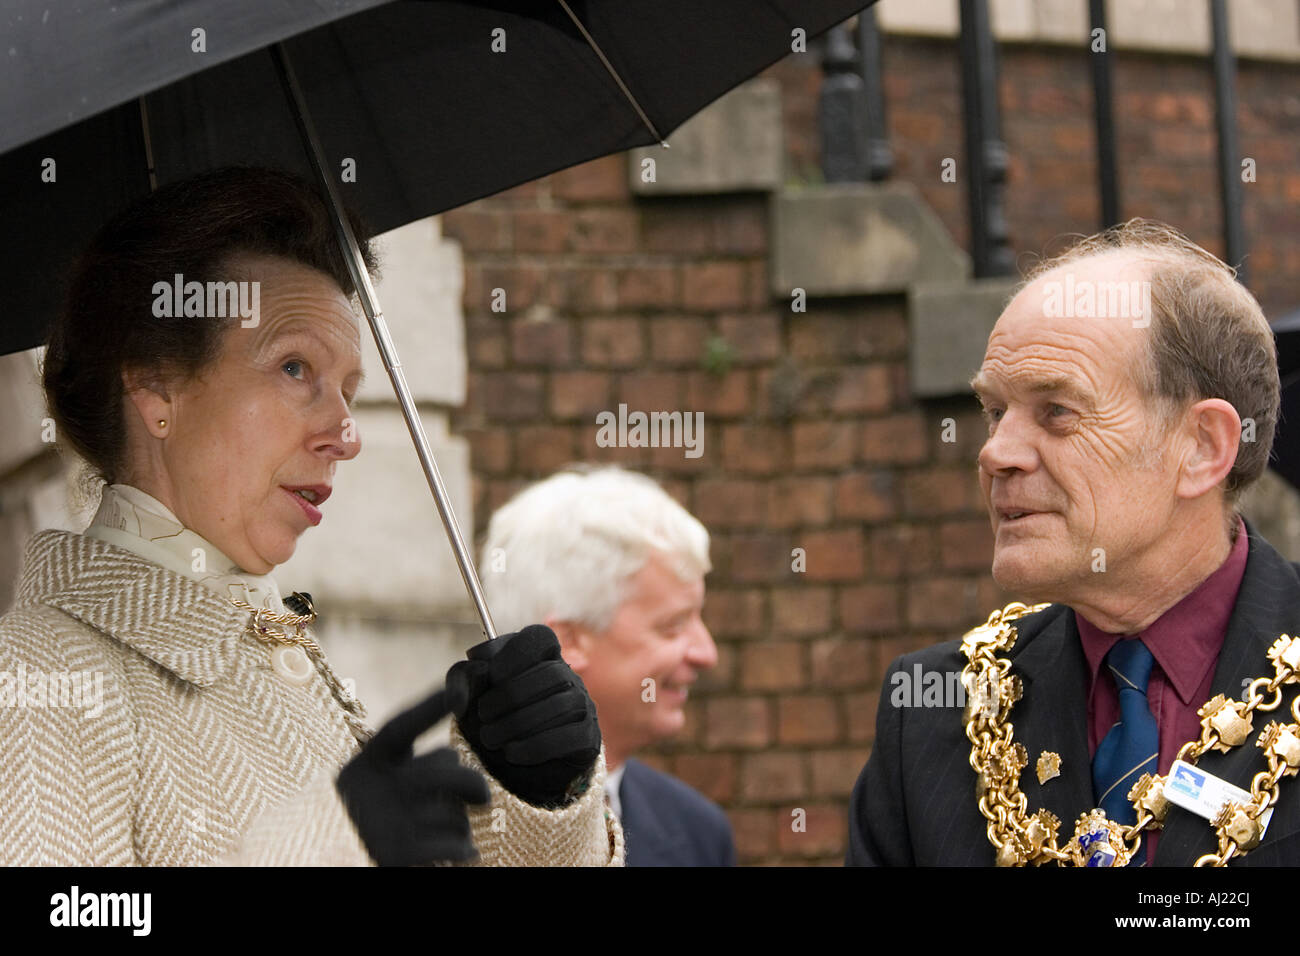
[{"left": 0, "top": 530, "right": 622, "bottom": 866}]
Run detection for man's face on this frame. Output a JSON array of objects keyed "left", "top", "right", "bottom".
[
  {"left": 568, "top": 552, "right": 716, "bottom": 759},
  {"left": 973, "top": 252, "right": 1183, "bottom": 604},
  {"left": 144, "top": 255, "right": 363, "bottom": 573}
]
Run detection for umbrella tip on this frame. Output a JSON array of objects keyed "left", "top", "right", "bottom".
[{"left": 660, "top": 140, "right": 670, "bottom": 150}]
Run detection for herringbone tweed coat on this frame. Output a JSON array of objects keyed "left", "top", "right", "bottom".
[{"left": 0, "top": 530, "right": 622, "bottom": 866}]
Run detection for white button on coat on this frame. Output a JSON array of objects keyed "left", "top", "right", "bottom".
[{"left": 271, "top": 645, "right": 314, "bottom": 686}]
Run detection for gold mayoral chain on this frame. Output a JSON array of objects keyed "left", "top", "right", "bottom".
[{"left": 961, "top": 602, "right": 1300, "bottom": 867}]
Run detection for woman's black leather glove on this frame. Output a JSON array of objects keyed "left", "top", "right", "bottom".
[
  {"left": 336, "top": 688, "right": 491, "bottom": 866},
  {"left": 446, "top": 624, "right": 601, "bottom": 808}
]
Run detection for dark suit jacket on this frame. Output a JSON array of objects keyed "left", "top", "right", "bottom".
[
  {"left": 847, "top": 524, "right": 1300, "bottom": 866},
  {"left": 619, "top": 758, "right": 736, "bottom": 866}
]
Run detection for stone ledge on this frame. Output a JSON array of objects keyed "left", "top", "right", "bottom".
[
  {"left": 909, "top": 276, "right": 1020, "bottom": 398},
  {"left": 771, "top": 182, "right": 970, "bottom": 297},
  {"left": 629, "top": 79, "right": 783, "bottom": 195}
]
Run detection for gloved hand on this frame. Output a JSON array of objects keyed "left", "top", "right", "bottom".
[
  {"left": 336, "top": 688, "right": 490, "bottom": 866},
  {"left": 446, "top": 624, "right": 601, "bottom": 808}
]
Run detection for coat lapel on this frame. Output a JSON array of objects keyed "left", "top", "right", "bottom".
[
  {"left": 620, "top": 760, "right": 688, "bottom": 866},
  {"left": 1008, "top": 606, "right": 1096, "bottom": 844},
  {"left": 18, "top": 530, "right": 246, "bottom": 686},
  {"left": 1154, "top": 524, "right": 1300, "bottom": 865}
]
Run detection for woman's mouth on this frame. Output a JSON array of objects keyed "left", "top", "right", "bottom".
[{"left": 282, "top": 486, "right": 326, "bottom": 526}]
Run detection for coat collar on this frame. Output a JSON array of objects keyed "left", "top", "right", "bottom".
[{"left": 15, "top": 530, "right": 249, "bottom": 686}]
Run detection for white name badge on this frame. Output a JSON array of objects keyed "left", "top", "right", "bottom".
[{"left": 1164, "top": 758, "right": 1273, "bottom": 835}]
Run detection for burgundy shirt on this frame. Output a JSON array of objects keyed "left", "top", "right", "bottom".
[{"left": 1075, "top": 517, "right": 1249, "bottom": 860}]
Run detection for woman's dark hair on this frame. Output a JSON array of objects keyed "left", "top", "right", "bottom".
[{"left": 43, "top": 166, "right": 379, "bottom": 484}]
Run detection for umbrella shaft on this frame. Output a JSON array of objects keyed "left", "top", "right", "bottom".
[{"left": 271, "top": 43, "right": 498, "bottom": 640}]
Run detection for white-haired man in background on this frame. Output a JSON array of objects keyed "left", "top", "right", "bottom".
[{"left": 481, "top": 465, "right": 736, "bottom": 866}]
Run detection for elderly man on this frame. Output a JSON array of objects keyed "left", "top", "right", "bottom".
[
  {"left": 481, "top": 465, "right": 736, "bottom": 866},
  {"left": 848, "top": 220, "right": 1299, "bottom": 866}
]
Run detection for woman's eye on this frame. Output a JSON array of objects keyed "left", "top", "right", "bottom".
[{"left": 283, "top": 359, "right": 305, "bottom": 379}]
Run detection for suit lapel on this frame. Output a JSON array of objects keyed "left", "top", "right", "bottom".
[
  {"left": 1009, "top": 606, "right": 1096, "bottom": 843},
  {"left": 1155, "top": 524, "right": 1300, "bottom": 866},
  {"left": 620, "top": 760, "right": 687, "bottom": 866}
]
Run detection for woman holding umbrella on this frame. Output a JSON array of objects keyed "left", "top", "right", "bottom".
[{"left": 0, "top": 166, "right": 621, "bottom": 866}]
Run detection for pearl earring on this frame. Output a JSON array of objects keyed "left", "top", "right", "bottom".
[{"left": 158, "top": 420, "right": 167, "bottom": 429}]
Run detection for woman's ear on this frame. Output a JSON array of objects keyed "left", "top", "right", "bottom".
[
  {"left": 122, "top": 369, "right": 172, "bottom": 439},
  {"left": 546, "top": 617, "right": 591, "bottom": 672}
]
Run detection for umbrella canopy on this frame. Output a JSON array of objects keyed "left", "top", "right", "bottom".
[
  {"left": 1, "top": 0, "right": 876, "bottom": 355},
  {"left": 1271, "top": 309, "right": 1300, "bottom": 490}
]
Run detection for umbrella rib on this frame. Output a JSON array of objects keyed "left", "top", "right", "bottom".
[
  {"left": 137, "top": 97, "right": 159, "bottom": 192},
  {"left": 556, "top": 0, "right": 669, "bottom": 148}
]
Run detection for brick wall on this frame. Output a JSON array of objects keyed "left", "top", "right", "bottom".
[{"left": 445, "top": 36, "right": 1300, "bottom": 865}]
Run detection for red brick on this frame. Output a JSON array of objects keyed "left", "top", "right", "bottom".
[
  {"left": 739, "top": 642, "right": 807, "bottom": 691},
  {"left": 704, "top": 697, "right": 770, "bottom": 749},
  {"left": 938, "top": 518, "right": 995, "bottom": 571},
  {"left": 514, "top": 425, "right": 577, "bottom": 473},
  {"left": 694, "top": 478, "right": 767, "bottom": 528},
  {"left": 550, "top": 370, "right": 611, "bottom": 420},
  {"left": 869, "top": 524, "right": 936, "bottom": 577},
  {"left": 642, "top": 207, "right": 713, "bottom": 254},
  {"left": 475, "top": 372, "right": 544, "bottom": 421},
  {"left": 845, "top": 691, "right": 878, "bottom": 743},
  {"left": 721, "top": 424, "right": 786, "bottom": 475},
  {"left": 581, "top": 317, "right": 644, "bottom": 367},
  {"left": 740, "top": 752, "right": 806, "bottom": 801},
  {"left": 551, "top": 268, "right": 619, "bottom": 313},
  {"left": 770, "top": 587, "right": 833, "bottom": 636},
  {"left": 777, "top": 804, "right": 846, "bottom": 856},
  {"left": 746, "top": 260, "right": 770, "bottom": 309},
  {"left": 931, "top": 408, "right": 988, "bottom": 464},
  {"left": 861, "top": 413, "right": 929, "bottom": 464},
  {"left": 616, "top": 266, "right": 679, "bottom": 309},
  {"left": 712, "top": 202, "right": 768, "bottom": 255},
  {"left": 685, "top": 370, "right": 751, "bottom": 417},
  {"left": 728, "top": 532, "right": 796, "bottom": 584},
  {"left": 839, "top": 584, "right": 902, "bottom": 634},
  {"left": 672, "top": 753, "right": 737, "bottom": 803},
  {"left": 778, "top": 696, "right": 840, "bottom": 745},
  {"left": 729, "top": 809, "right": 776, "bottom": 858},
  {"left": 649, "top": 316, "right": 709, "bottom": 363},
  {"left": 829, "top": 365, "right": 893, "bottom": 414},
  {"left": 793, "top": 422, "right": 857, "bottom": 470},
  {"left": 465, "top": 313, "right": 507, "bottom": 368},
  {"left": 617, "top": 371, "right": 682, "bottom": 413},
  {"left": 682, "top": 261, "right": 748, "bottom": 311},
  {"left": 810, "top": 749, "right": 872, "bottom": 797},
  {"left": 513, "top": 209, "right": 570, "bottom": 253},
  {"left": 833, "top": 470, "right": 895, "bottom": 522},
  {"left": 510, "top": 318, "right": 572, "bottom": 366},
  {"left": 464, "top": 428, "right": 510, "bottom": 475},
  {"left": 717, "top": 311, "right": 782, "bottom": 363},
  {"left": 551, "top": 155, "right": 629, "bottom": 202},
  {"left": 570, "top": 209, "right": 639, "bottom": 253},
  {"left": 799, "top": 529, "right": 865, "bottom": 582},
  {"left": 810, "top": 639, "right": 872, "bottom": 688},
  {"left": 480, "top": 265, "right": 544, "bottom": 311},
  {"left": 576, "top": 424, "right": 649, "bottom": 466},
  {"left": 703, "top": 589, "right": 766, "bottom": 639},
  {"left": 765, "top": 476, "right": 833, "bottom": 528},
  {"left": 441, "top": 207, "right": 511, "bottom": 252},
  {"left": 902, "top": 467, "right": 980, "bottom": 516},
  {"left": 907, "top": 576, "right": 981, "bottom": 629}
]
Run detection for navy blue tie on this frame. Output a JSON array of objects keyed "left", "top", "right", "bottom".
[{"left": 1092, "top": 638, "right": 1158, "bottom": 865}]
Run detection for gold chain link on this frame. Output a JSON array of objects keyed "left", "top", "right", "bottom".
[{"left": 961, "top": 604, "right": 1300, "bottom": 867}]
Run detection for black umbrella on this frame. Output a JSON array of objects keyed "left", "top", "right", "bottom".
[
  {"left": 1, "top": 0, "right": 876, "bottom": 636},
  {"left": 1271, "top": 309, "right": 1300, "bottom": 491}
]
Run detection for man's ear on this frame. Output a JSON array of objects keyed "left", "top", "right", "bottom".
[
  {"left": 122, "top": 368, "right": 172, "bottom": 440},
  {"left": 547, "top": 617, "right": 592, "bottom": 672},
  {"left": 1176, "top": 398, "right": 1240, "bottom": 500}
]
